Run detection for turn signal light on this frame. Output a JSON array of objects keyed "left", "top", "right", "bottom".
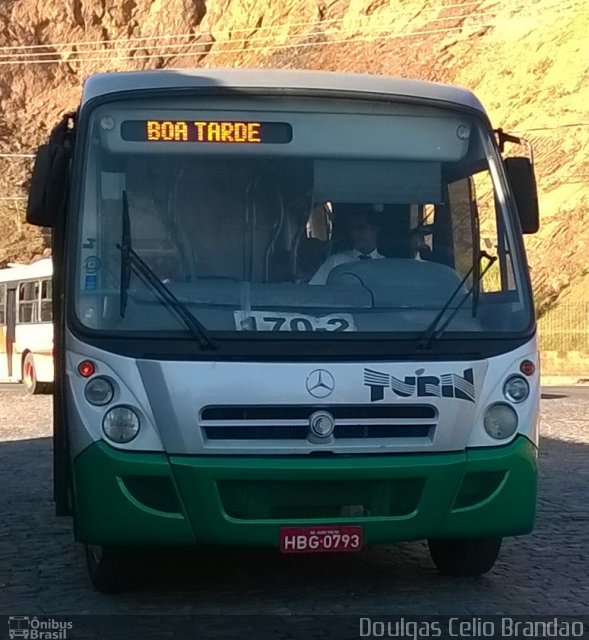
[
  {"left": 78, "top": 360, "right": 96, "bottom": 378},
  {"left": 520, "top": 360, "right": 536, "bottom": 376}
]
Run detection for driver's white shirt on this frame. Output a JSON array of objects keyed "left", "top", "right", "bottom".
[{"left": 309, "top": 249, "right": 384, "bottom": 285}]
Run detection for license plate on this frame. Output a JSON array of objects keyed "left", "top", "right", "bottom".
[{"left": 279, "top": 525, "right": 363, "bottom": 554}]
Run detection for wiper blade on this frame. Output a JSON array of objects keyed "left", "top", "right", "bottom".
[
  {"left": 418, "top": 252, "right": 497, "bottom": 350},
  {"left": 119, "top": 191, "right": 131, "bottom": 318},
  {"left": 117, "top": 190, "right": 216, "bottom": 350}
]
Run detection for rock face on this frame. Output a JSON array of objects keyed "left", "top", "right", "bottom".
[{"left": 0, "top": 0, "right": 587, "bottom": 309}]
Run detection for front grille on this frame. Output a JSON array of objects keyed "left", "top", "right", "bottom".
[
  {"left": 205, "top": 425, "right": 309, "bottom": 440},
  {"left": 204, "top": 424, "right": 433, "bottom": 440},
  {"left": 200, "top": 404, "right": 437, "bottom": 443},
  {"left": 202, "top": 405, "right": 436, "bottom": 421},
  {"left": 335, "top": 424, "right": 432, "bottom": 439},
  {"left": 218, "top": 479, "right": 425, "bottom": 520}
]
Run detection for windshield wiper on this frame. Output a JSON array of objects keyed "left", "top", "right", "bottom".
[
  {"left": 117, "top": 190, "right": 216, "bottom": 350},
  {"left": 417, "top": 252, "right": 497, "bottom": 350},
  {"left": 119, "top": 191, "right": 132, "bottom": 318}
]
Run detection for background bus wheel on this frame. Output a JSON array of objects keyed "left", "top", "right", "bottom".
[
  {"left": 427, "top": 537, "right": 502, "bottom": 576},
  {"left": 22, "top": 353, "right": 40, "bottom": 395},
  {"left": 84, "top": 545, "right": 132, "bottom": 593}
]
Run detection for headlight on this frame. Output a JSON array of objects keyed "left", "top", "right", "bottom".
[
  {"left": 484, "top": 403, "right": 518, "bottom": 440},
  {"left": 503, "top": 375, "right": 530, "bottom": 404},
  {"left": 85, "top": 377, "right": 115, "bottom": 406},
  {"left": 103, "top": 406, "right": 140, "bottom": 443}
]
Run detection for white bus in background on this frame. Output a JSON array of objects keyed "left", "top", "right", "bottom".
[{"left": 0, "top": 258, "right": 53, "bottom": 393}]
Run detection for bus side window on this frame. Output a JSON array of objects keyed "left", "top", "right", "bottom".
[
  {"left": 40, "top": 279, "right": 52, "bottom": 322},
  {"left": 18, "top": 281, "right": 40, "bottom": 324},
  {"left": 0, "top": 283, "right": 5, "bottom": 324}
]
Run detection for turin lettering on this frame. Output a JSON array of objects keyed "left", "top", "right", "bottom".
[{"left": 364, "top": 367, "right": 476, "bottom": 403}]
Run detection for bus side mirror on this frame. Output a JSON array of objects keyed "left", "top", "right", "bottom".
[
  {"left": 26, "top": 144, "right": 68, "bottom": 228},
  {"left": 504, "top": 157, "right": 539, "bottom": 234}
]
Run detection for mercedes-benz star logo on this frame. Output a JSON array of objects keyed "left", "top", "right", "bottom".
[{"left": 305, "top": 369, "right": 335, "bottom": 398}]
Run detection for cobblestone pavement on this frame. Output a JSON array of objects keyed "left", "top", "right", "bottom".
[{"left": 0, "top": 386, "right": 587, "bottom": 622}]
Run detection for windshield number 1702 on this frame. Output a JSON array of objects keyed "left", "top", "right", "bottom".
[{"left": 234, "top": 311, "right": 356, "bottom": 332}]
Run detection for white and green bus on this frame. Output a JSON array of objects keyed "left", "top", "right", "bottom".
[{"left": 27, "top": 69, "right": 540, "bottom": 592}]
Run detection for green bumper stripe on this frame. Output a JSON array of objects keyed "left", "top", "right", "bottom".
[{"left": 72, "top": 436, "right": 537, "bottom": 546}]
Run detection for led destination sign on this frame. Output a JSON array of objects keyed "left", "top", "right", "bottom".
[{"left": 120, "top": 120, "right": 293, "bottom": 144}]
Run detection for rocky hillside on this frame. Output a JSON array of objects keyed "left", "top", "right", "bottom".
[{"left": 0, "top": 0, "right": 587, "bottom": 312}]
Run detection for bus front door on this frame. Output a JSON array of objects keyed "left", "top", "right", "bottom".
[{"left": 6, "top": 288, "right": 16, "bottom": 379}]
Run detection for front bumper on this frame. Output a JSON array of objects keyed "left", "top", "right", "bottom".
[{"left": 72, "top": 436, "right": 537, "bottom": 546}]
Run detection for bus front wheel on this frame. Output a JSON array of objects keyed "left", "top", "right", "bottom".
[
  {"left": 427, "top": 537, "right": 502, "bottom": 576},
  {"left": 84, "top": 545, "right": 132, "bottom": 593}
]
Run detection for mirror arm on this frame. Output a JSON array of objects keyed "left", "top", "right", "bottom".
[
  {"left": 49, "top": 111, "right": 77, "bottom": 148},
  {"left": 494, "top": 128, "right": 534, "bottom": 164}
]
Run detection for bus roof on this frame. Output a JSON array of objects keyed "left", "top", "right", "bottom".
[
  {"left": 81, "top": 69, "right": 487, "bottom": 115},
  {"left": 0, "top": 258, "right": 52, "bottom": 284}
]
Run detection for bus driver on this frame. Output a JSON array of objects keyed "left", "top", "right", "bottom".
[{"left": 309, "top": 206, "right": 385, "bottom": 284}]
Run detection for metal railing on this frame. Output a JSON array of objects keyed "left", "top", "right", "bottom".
[{"left": 539, "top": 302, "right": 589, "bottom": 352}]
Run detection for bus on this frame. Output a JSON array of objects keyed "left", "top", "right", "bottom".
[
  {"left": 26, "top": 69, "right": 540, "bottom": 592},
  {"left": 8, "top": 616, "right": 31, "bottom": 639},
  {"left": 0, "top": 258, "right": 53, "bottom": 393}
]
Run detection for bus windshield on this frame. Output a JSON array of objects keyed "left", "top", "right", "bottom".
[{"left": 74, "top": 96, "right": 532, "bottom": 339}]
